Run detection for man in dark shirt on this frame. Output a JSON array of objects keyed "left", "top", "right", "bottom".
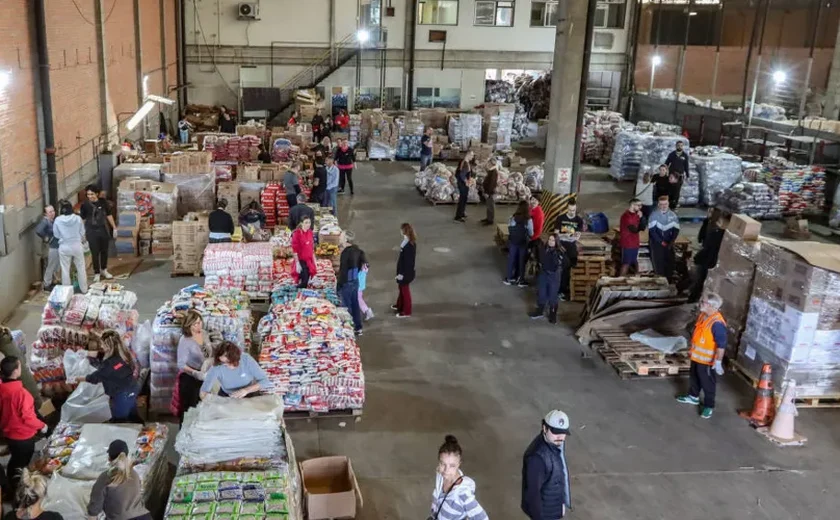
[
  {"left": 288, "top": 195, "right": 315, "bottom": 230},
  {"left": 665, "top": 141, "right": 690, "bottom": 210},
  {"left": 257, "top": 144, "right": 272, "bottom": 164},
  {"left": 554, "top": 202, "right": 585, "bottom": 301},
  {"left": 420, "top": 127, "right": 434, "bottom": 171},
  {"left": 80, "top": 184, "right": 116, "bottom": 282},
  {"left": 219, "top": 107, "right": 236, "bottom": 133},
  {"left": 208, "top": 199, "right": 235, "bottom": 243},
  {"left": 311, "top": 109, "right": 325, "bottom": 142}
]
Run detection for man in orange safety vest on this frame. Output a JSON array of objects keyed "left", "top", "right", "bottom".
[{"left": 676, "top": 292, "right": 727, "bottom": 419}]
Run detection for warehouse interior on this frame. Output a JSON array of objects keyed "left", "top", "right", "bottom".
[{"left": 1, "top": 0, "right": 840, "bottom": 519}]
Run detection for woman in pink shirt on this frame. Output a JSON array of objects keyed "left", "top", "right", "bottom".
[{"left": 291, "top": 217, "right": 317, "bottom": 288}]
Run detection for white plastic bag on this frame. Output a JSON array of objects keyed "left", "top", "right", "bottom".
[
  {"left": 63, "top": 349, "right": 96, "bottom": 382},
  {"left": 41, "top": 472, "right": 94, "bottom": 520},
  {"left": 132, "top": 319, "right": 152, "bottom": 368},
  {"left": 61, "top": 382, "right": 112, "bottom": 424},
  {"left": 62, "top": 423, "right": 141, "bottom": 480},
  {"left": 629, "top": 329, "right": 688, "bottom": 354}
]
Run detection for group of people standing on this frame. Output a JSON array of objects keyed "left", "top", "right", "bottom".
[{"left": 36, "top": 185, "right": 118, "bottom": 294}]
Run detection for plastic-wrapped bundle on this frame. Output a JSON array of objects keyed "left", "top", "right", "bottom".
[
  {"left": 447, "top": 114, "right": 482, "bottom": 149},
  {"left": 746, "top": 102, "right": 787, "bottom": 121},
  {"left": 761, "top": 157, "right": 825, "bottom": 215},
  {"left": 203, "top": 242, "right": 274, "bottom": 298},
  {"left": 643, "top": 134, "right": 690, "bottom": 178},
  {"left": 692, "top": 149, "right": 742, "bottom": 205},
  {"left": 111, "top": 163, "right": 162, "bottom": 192},
  {"left": 427, "top": 176, "right": 457, "bottom": 203},
  {"left": 581, "top": 111, "right": 626, "bottom": 166},
  {"left": 258, "top": 297, "right": 364, "bottom": 412},
  {"left": 515, "top": 73, "right": 551, "bottom": 120},
  {"left": 609, "top": 131, "right": 646, "bottom": 180},
  {"left": 485, "top": 79, "right": 516, "bottom": 103},
  {"left": 396, "top": 135, "right": 423, "bottom": 160},
  {"left": 524, "top": 165, "right": 544, "bottom": 192},
  {"left": 680, "top": 161, "right": 700, "bottom": 206},
  {"left": 716, "top": 182, "right": 782, "bottom": 219},
  {"left": 162, "top": 172, "right": 216, "bottom": 216},
  {"left": 415, "top": 162, "right": 454, "bottom": 196},
  {"left": 394, "top": 115, "right": 425, "bottom": 137},
  {"left": 651, "top": 88, "right": 725, "bottom": 110},
  {"left": 482, "top": 104, "right": 515, "bottom": 150},
  {"left": 368, "top": 139, "right": 395, "bottom": 160}
]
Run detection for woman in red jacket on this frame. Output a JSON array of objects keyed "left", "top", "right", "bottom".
[
  {"left": 291, "top": 217, "right": 317, "bottom": 288},
  {"left": 334, "top": 109, "right": 350, "bottom": 131}
]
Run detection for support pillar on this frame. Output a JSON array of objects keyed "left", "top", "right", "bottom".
[
  {"left": 544, "top": 0, "right": 591, "bottom": 195},
  {"left": 94, "top": 0, "right": 110, "bottom": 137},
  {"left": 823, "top": 11, "right": 840, "bottom": 117},
  {"left": 133, "top": 0, "right": 146, "bottom": 138}
]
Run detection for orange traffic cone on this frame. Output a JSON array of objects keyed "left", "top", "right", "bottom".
[
  {"left": 739, "top": 363, "right": 775, "bottom": 427},
  {"left": 757, "top": 379, "right": 807, "bottom": 447}
]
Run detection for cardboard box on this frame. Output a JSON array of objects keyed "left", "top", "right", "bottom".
[
  {"left": 300, "top": 456, "right": 361, "bottom": 520},
  {"left": 728, "top": 214, "right": 761, "bottom": 240},
  {"left": 118, "top": 211, "right": 142, "bottom": 228}
]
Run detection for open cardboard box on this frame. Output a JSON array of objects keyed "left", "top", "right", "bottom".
[{"left": 300, "top": 456, "right": 363, "bottom": 520}]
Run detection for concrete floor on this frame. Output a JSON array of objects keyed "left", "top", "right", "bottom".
[{"left": 8, "top": 161, "right": 840, "bottom": 519}]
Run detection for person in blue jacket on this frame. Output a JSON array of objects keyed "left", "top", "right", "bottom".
[
  {"left": 522, "top": 409, "right": 572, "bottom": 519},
  {"left": 648, "top": 195, "right": 680, "bottom": 281}
]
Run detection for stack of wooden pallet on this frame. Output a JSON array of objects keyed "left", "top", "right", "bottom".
[
  {"left": 569, "top": 235, "right": 612, "bottom": 302},
  {"left": 593, "top": 328, "right": 690, "bottom": 380}
]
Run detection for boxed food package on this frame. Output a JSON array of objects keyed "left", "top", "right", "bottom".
[
  {"left": 728, "top": 213, "right": 761, "bottom": 241},
  {"left": 238, "top": 163, "right": 261, "bottom": 181},
  {"left": 300, "top": 456, "right": 360, "bottom": 520}
]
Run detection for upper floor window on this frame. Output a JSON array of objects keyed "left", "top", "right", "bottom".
[
  {"left": 475, "top": 1, "right": 515, "bottom": 27},
  {"left": 418, "top": 0, "right": 459, "bottom": 25},
  {"left": 531, "top": 1, "right": 625, "bottom": 28},
  {"left": 530, "top": 1, "right": 558, "bottom": 27}
]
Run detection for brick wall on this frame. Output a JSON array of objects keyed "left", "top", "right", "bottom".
[
  {"left": 47, "top": 0, "right": 104, "bottom": 184},
  {"left": 105, "top": 0, "right": 140, "bottom": 132},
  {"left": 141, "top": 0, "right": 165, "bottom": 97},
  {"left": 0, "top": 1, "right": 42, "bottom": 209},
  {"left": 165, "top": 0, "right": 179, "bottom": 93}
]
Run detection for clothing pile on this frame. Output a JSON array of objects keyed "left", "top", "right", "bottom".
[
  {"left": 202, "top": 134, "right": 262, "bottom": 162},
  {"left": 38, "top": 422, "right": 171, "bottom": 520},
  {"left": 679, "top": 161, "right": 700, "bottom": 206},
  {"left": 485, "top": 79, "right": 516, "bottom": 103},
  {"left": 203, "top": 242, "right": 275, "bottom": 299},
  {"left": 523, "top": 165, "right": 544, "bottom": 192},
  {"left": 581, "top": 111, "right": 628, "bottom": 166},
  {"left": 475, "top": 167, "right": 530, "bottom": 202},
  {"left": 716, "top": 182, "right": 783, "bottom": 219},
  {"left": 515, "top": 72, "right": 552, "bottom": 120},
  {"left": 150, "top": 286, "right": 251, "bottom": 412},
  {"left": 32, "top": 284, "right": 139, "bottom": 397},
  {"left": 745, "top": 102, "right": 787, "bottom": 121},
  {"left": 447, "top": 113, "right": 483, "bottom": 149},
  {"left": 760, "top": 157, "right": 826, "bottom": 215},
  {"left": 258, "top": 297, "right": 365, "bottom": 413},
  {"left": 415, "top": 162, "right": 457, "bottom": 203},
  {"left": 692, "top": 146, "right": 743, "bottom": 206}
]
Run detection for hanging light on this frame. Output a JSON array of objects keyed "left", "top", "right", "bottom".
[
  {"left": 126, "top": 101, "right": 155, "bottom": 131},
  {"left": 651, "top": 55, "right": 662, "bottom": 67},
  {"left": 773, "top": 70, "right": 787, "bottom": 85},
  {"left": 357, "top": 29, "right": 370, "bottom": 43},
  {"left": 0, "top": 71, "right": 11, "bottom": 91}
]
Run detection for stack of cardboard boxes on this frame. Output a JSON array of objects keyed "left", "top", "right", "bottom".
[
  {"left": 115, "top": 211, "right": 141, "bottom": 256},
  {"left": 152, "top": 224, "right": 173, "bottom": 257},
  {"left": 738, "top": 238, "right": 840, "bottom": 398},
  {"left": 165, "top": 152, "right": 213, "bottom": 174},
  {"left": 172, "top": 213, "right": 209, "bottom": 275},
  {"left": 138, "top": 217, "right": 153, "bottom": 256},
  {"left": 701, "top": 215, "right": 762, "bottom": 359},
  {"left": 217, "top": 182, "right": 240, "bottom": 220},
  {"left": 482, "top": 103, "right": 515, "bottom": 150}
]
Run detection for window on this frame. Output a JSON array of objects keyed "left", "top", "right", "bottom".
[
  {"left": 414, "top": 87, "right": 462, "bottom": 108},
  {"left": 355, "top": 88, "right": 381, "bottom": 110},
  {"left": 530, "top": 1, "right": 557, "bottom": 27},
  {"left": 650, "top": 8, "right": 718, "bottom": 45},
  {"left": 475, "top": 1, "right": 515, "bottom": 27},
  {"left": 418, "top": 0, "right": 459, "bottom": 25},
  {"left": 594, "top": 1, "right": 625, "bottom": 29}
]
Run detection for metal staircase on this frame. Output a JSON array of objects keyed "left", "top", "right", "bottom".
[{"left": 268, "top": 34, "right": 367, "bottom": 125}]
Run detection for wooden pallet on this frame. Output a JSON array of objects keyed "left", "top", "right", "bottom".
[
  {"left": 284, "top": 408, "right": 363, "bottom": 420},
  {"left": 594, "top": 328, "right": 689, "bottom": 379},
  {"left": 170, "top": 270, "right": 203, "bottom": 278},
  {"left": 729, "top": 361, "right": 840, "bottom": 408}
]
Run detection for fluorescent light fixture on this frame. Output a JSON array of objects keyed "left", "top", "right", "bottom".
[
  {"left": 357, "top": 29, "right": 370, "bottom": 43},
  {"left": 126, "top": 101, "right": 155, "bottom": 131},
  {"left": 773, "top": 70, "right": 787, "bottom": 85},
  {"left": 651, "top": 55, "right": 662, "bottom": 67},
  {"left": 689, "top": 11, "right": 698, "bottom": 15},
  {"left": 142, "top": 75, "right": 149, "bottom": 98},
  {"left": 147, "top": 94, "right": 175, "bottom": 105},
  {"left": 0, "top": 71, "right": 10, "bottom": 90}
]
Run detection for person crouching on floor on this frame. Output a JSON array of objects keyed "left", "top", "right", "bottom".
[{"left": 529, "top": 233, "right": 567, "bottom": 324}]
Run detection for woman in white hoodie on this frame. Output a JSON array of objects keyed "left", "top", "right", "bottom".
[
  {"left": 52, "top": 200, "right": 87, "bottom": 293},
  {"left": 429, "top": 435, "right": 488, "bottom": 520}
]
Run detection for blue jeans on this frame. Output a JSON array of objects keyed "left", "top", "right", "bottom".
[
  {"left": 506, "top": 243, "right": 527, "bottom": 281},
  {"left": 420, "top": 154, "right": 433, "bottom": 171},
  {"left": 340, "top": 281, "right": 362, "bottom": 331},
  {"left": 180, "top": 129, "right": 189, "bottom": 144},
  {"left": 111, "top": 391, "right": 138, "bottom": 421},
  {"left": 327, "top": 188, "right": 338, "bottom": 215},
  {"left": 537, "top": 271, "right": 560, "bottom": 307}
]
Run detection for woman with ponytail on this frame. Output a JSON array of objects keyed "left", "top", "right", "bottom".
[
  {"left": 85, "top": 330, "right": 139, "bottom": 422},
  {"left": 87, "top": 440, "right": 149, "bottom": 520},
  {"left": 6, "top": 469, "right": 62, "bottom": 519},
  {"left": 428, "top": 435, "right": 488, "bottom": 520}
]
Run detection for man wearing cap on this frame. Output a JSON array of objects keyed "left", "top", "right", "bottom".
[
  {"left": 522, "top": 410, "right": 572, "bottom": 519},
  {"left": 676, "top": 292, "right": 727, "bottom": 419}
]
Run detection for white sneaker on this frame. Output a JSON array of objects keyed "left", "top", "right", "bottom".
[
  {"left": 93, "top": 274, "right": 101, "bottom": 283},
  {"left": 102, "top": 269, "right": 114, "bottom": 280},
  {"left": 364, "top": 309, "right": 375, "bottom": 321}
]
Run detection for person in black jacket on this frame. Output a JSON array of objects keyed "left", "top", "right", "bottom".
[
  {"left": 665, "top": 141, "right": 690, "bottom": 210},
  {"left": 337, "top": 235, "right": 367, "bottom": 334},
  {"left": 311, "top": 109, "right": 325, "bottom": 142},
  {"left": 311, "top": 160, "right": 328, "bottom": 206},
  {"left": 85, "top": 330, "right": 139, "bottom": 423},
  {"left": 208, "top": 199, "right": 235, "bottom": 243},
  {"left": 689, "top": 213, "right": 730, "bottom": 302},
  {"left": 335, "top": 139, "right": 355, "bottom": 195},
  {"left": 529, "top": 234, "right": 567, "bottom": 324},
  {"left": 522, "top": 410, "right": 572, "bottom": 519},
  {"left": 257, "top": 144, "right": 272, "bottom": 164},
  {"left": 393, "top": 223, "right": 417, "bottom": 318},
  {"left": 288, "top": 195, "right": 315, "bottom": 230},
  {"left": 454, "top": 151, "right": 474, "bottom": 222}
]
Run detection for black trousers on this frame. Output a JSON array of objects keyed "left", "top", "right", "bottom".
[
  {"left": 669, "top": 180, "right": 683, "bottom": 210},
  {"left": 7, "top": 436, "right": 37, "bottom": 495},
  {"left": 689, "top": 264, "right": 709, "bottom": 302},
  {"left": 650, "top": 241, "right": 675, "bottom": 281},
  {"left": 178, "top": 372, "right": 202, "bottom": 422},
  {"left": 559, "top": 241, "right": 578, "bottom": 298},
  {"left": 298, "top": 262, "right": 311, "bottom": 288},
  {"left": 340, "top": 168, "right": 354, "bottom": 193},
  {"left": 688, "top": 361, "right": 717, "bottom": 408},
  {"left": 455, "top": 186, "right": 468, "bottom": 219},
  {"left": 89, "top": 233, "right": 110, "bottom": 273},
  {"left": 286, "top": 193, "right": 298, "bottom": 208}
]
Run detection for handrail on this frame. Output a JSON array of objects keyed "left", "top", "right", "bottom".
[{"left": 278, "top": 33, "right": 359, "bottom": 92}]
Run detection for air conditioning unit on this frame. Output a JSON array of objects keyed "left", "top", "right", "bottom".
[{"left": 238, "top": 2, "right": 259, "bottom": 20}]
